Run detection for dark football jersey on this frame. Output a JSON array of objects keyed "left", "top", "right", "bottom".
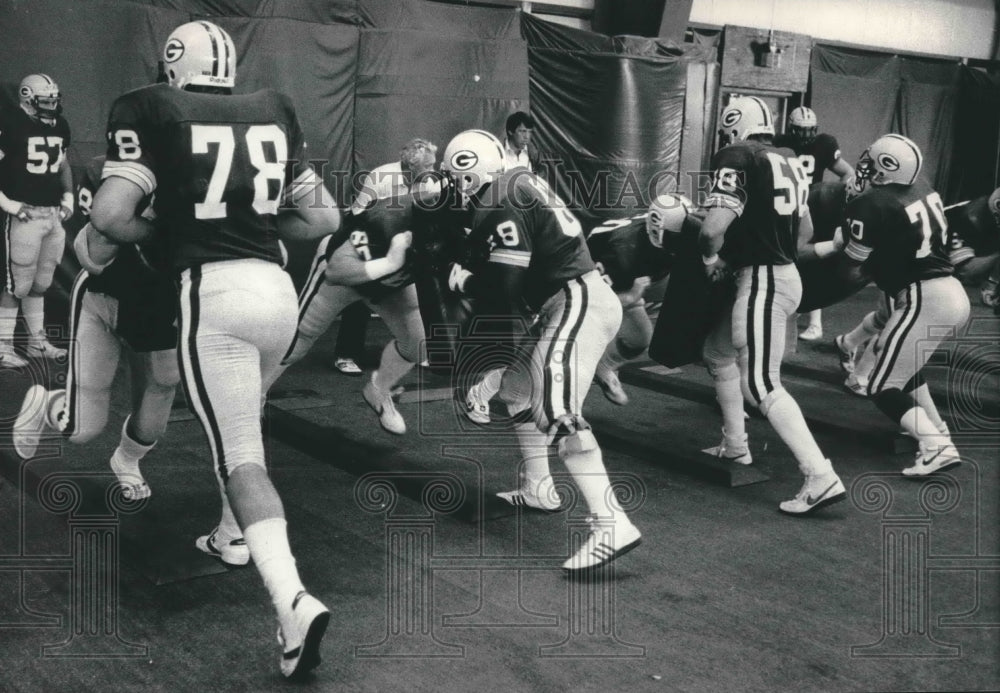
[
  {"left": 705, "top": 140, "right": 809, "bottom": 268},
  {"left": 586, "top": 213, "right": 678, "bottom": 292},
  {"left": 844, "top": 180, "right": 953, "bottom": 295},
  {"left": 72, "top": 155, "right": 171, "bottom": 300},
  {"left": 945, "top": 195, "right": 999, "bottom": 266},
  {"left": 0, "top": 106, "right": 71, "bottom": 206},
  {"left": 467, "top": 170, "right": 594, "bottom": 312},
  {"left": 806, "top": 181, "right": 847, "bottom": 243},
  {"left": 103, "top": 83, "right": 308, "bottom": 272},
  {"left": 773, "top": 132, "right": 840, "bottom": 187},
  {"left": 327, "top": 195, "right": 415, "bottom": 300}
]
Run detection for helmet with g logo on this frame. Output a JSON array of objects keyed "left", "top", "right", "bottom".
[
  {"left": 440, "top": 129, "right": 507, "bottom": 196},
  {"left": 646, "top": 193, "right": 693, "bottom": 248},
  {"left": 854, "top": 134, "right": 922, "bottom": 195},
  {"left": 19, "top": 74, "right": 61, "bottom": 123},
  {"left": 162, "top": 21, "right": 236, "bottom": 90},
  {"left": 718, "top": 96, "right": 774, "bottom": 146}
]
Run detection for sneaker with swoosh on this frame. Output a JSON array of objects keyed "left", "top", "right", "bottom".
[
  {"left": 278, "top": 591, "right": 330, "bottom": 680},
  {"left": 902, "top": 443, "right": 961, "bottom": 477},
  {"left": 833, "top": 335, "right": 856, "bottom": 374},
  {"left": 196, "top": 526, "right": 250, "bottom": 566},
  {"left": 779, "top": 471, "right": 846, "bottom": 516}
]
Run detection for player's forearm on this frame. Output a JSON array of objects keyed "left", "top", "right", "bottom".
[
  {"left": 698, "top": 208, "right": 733, "bottom": 260},
  {"left": 281, "top": 171, "right": 341, "bottom": 240},
  {"left": 74, "top": 222, "right": 119, "bottom": 274},
  {"left": 324, "top": 254, "right": 397, "bottom": 286},
  {"left": 0, "top": 189, "right": 22, "bottom": 215},
  {"left": 955, "top": 253, "right": 1000, "bottom": 285},
  {"left": 60, "top": 155, "right": 74, "bottom": 195}
]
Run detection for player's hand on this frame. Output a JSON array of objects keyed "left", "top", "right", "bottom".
[
  {"left": 448, "top": 262, "right": 472, "bottom": 293},
  {"left": 1, "top": 198, "right": 27, "bottom": 222},
  {"left": 704, "top": 256, "right": 729, "bottom": 283},
  {"left": 59, "top": 205, "right": 72, "bottom": 221},
  {"left": 832, "top": 226, "right": 845, "bottom": 252},
  {"left": 631, "top": 275, "right": 651, "bottom": 293},
  {"left": 387, "top": 231, "right": 413, "bottom": 269}
]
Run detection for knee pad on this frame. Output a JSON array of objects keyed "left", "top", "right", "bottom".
[
  {"left": 706, "top": 360, "right": 740, "bottom": 383},
  {"left": 872, "top": 387, "right": 915, "bottom": 422},
  {"left": 552, "top": 415, "right": 597, "bottom": 459},
  {"left": 755, "top": 387, "right": 788, "bottom": 417}
]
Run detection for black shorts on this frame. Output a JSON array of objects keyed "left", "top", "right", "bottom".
[{"left": 113, "top": 277, "right": 178, "bottom": 352}]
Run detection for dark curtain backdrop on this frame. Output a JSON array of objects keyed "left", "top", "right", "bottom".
[
  {"left": 809, "top": 44, "right": 964, "bottom": 196},
  {"left": 522, "top": 13, "right": 694, "bottom": 229},
  {"left": 951, "top": 67, "right": 1000, "bottom": 202}
]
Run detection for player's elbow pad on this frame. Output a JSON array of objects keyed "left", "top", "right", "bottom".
[{"left": 73, "top": 224, "right": 118, "bottom": 275}]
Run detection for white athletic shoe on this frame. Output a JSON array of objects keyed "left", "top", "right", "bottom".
[
  {"left": 716, "top": 428, "right": 752, "bottom": 465},
  {"left": 562, "top": 517, "right": 642, "bottom": 572},
  {"left": 363, "top": 372, "right": 406, "bottom": 435},
  {"left": 13, "top": 385, "right": 54, "bottom": 459},
  {"left": 779, "top": 471, "right": 846, "bottom": 515},
  {"left": 0, "top": 340, "right": 27, "bottom": 369},
  {"left": 834, "top": 335, "right": 856, "bottom": 374},
  {"left": 278, "top": 591, "right": 330, "bottom": 680},
  {"left": 843, "top": 375, "right": 868, "bottom": 397},
  {"left": 195, "top": 526, "right": 251, "bottom": 566},
  {"left": 902, "top": 443, "right": 961, "bottom": 477},
  {"left": 496, "top": 475, "right": 563, "bottom": 512},
  {"left": 464, "top": 382, "right": 491, "bottom": 425},
  {"left": 799, "top": 324, "right": 823, "bottom": 341},
  {"left": 110, "top": 449, "right": 152, "bottom": 501},
  {"left": 595, "top": 369, "right": 629, "bottom": 406},
  {"left": 24, "top": 333, "right": 67, "bottom": 361}
]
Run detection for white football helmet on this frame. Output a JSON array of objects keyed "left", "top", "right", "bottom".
[
  {"left": 646, "top": 193, "right": 693, "bottom": 248},
  {"left": 854, "top": 134, "right": 922, "bottom": 194},
  {"left": 718, "top": 96, "right": 774, "bottom": 146},
  {"left": 440, "top": 129, "right": 507, "bottom": 197},
  {"left": 19, "top": 74, "right": 61, "bottom": 123},
  {"left": 162, "top": 21, "right": 236, "bottom": 90},
  {"left": 788, "top": 106, "right": 818, "bottom": 143}
]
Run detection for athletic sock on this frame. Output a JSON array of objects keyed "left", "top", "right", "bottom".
[
  {"left": 243, "top": 518, "right": 305, "bottom": 623},
  {"left": 842, "top": 311, "right": 879, "bottom": 351},
  {"left": 374, "top": 340, "right": 414, "bottom": 391},
  {"left": 764, "top": 389, "right": 831, "bottom": 476},
  {"left": 21, "top": 296, "right": 44, "bottom": 338},
  {"left": 0, "top": 305, "right": 18, "bottom": 342}
]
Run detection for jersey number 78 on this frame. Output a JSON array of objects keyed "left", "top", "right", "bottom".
[{"left": 190, "top": 124, "right": 288, "bottom": 220}]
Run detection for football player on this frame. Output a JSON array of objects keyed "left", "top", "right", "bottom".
[
  {"left": 701, "top": 96, "right": 845, "bottom": 514},
  {"left": 775, "top": 107, "right": 856, "bottom": 341},
  {"left": 0, "top": 73, "right": 73, "bottom": 367},
  {"left": 945, "top": 187, "right": 1000, "bottom": 311},
  {"left": 588, "top": 193, "right": 695, "bottom": 405},
  {"left": 839, "top": 134, "right": 969, "bottom": 476},
  {"left": 442, "top": 129, "right": 642, "bottom": 572},
  {"left": 12, "top": 155, "right": 182, "bottom": 511},
  {"left": 87, "top": 21, "right": 336, "bottom": 679},
  {"left": 836, "top": 185, "right": 1000, "bottom": 391},
  {"left": 464, "top": 194, "right": 696, "bottom": 421},
  {"left": 260, "top": 197, "right": 418, "bottom": 434}
]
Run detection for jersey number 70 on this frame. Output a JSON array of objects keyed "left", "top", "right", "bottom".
[{"left": 190, "top": 124, "right": 288, "bottom": 220}]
